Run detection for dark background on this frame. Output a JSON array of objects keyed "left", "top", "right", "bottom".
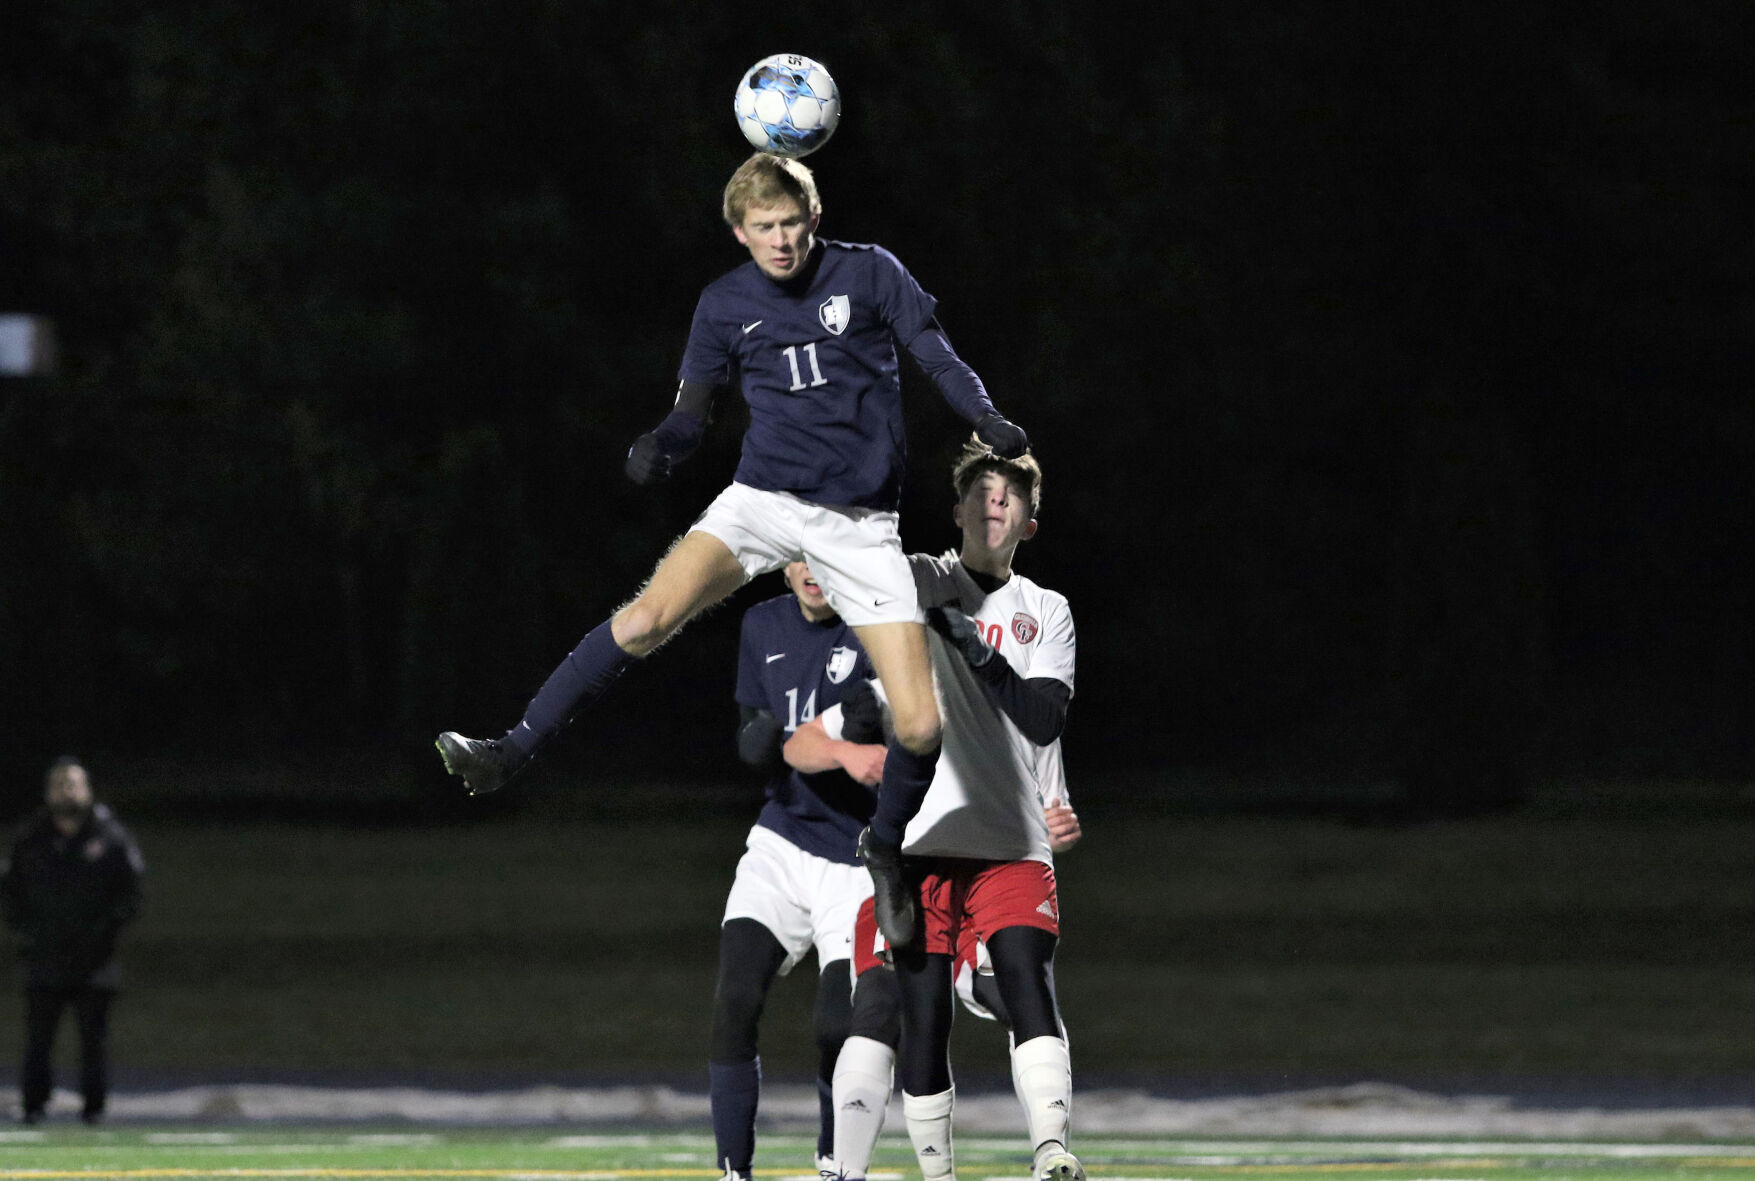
[{"left": 2, "top": 2, "right": 1751, "bottom": 813}]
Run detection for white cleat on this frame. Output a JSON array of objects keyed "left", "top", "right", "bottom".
[{"left": 1035, "top": 1146, "right": 1085, "bottom": 1181}]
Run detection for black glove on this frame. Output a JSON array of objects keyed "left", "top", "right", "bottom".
[
  {"left": 736, "top": 709, "right": 784, "bottom": 769},
  {"left": 625, "top": 432, "right": 672, "bottom": 485},
  {"left": 839, "top": 678, "right": 884, "bottom": 745},
  {"left": 975, "top": 413, "right": 1029, "bottom": 459},
  {"left": 926, "top": 605, "right": 995, "bottom": 669}
]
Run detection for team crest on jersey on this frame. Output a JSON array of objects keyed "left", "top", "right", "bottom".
[
  {"left": 826, "top": 645, "right": 860, "bottom": 684},
  {"left": 1011, "top": 612, "right": 1039, "bottom": 644},
  {"left": 818, "top": 295, "right": 850, "bottom": 336}
]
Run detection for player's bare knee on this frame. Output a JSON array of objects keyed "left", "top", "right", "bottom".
[
  {"left": 890, "top": 709, "right": 942, "bottom": 755},
  {"left": 612, "top": 597, "right": 680, "bottom": 657}
]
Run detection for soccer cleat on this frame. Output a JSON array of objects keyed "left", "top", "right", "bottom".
[
  {"left": 1034, "top": 1145, "right": 1085, "bottom": 1181},
  {"left": 857, "top": 826, "right": 919, "bottom": 949},
  {"left": 435, "top": 731, "right": 524, "bottom": 795}
]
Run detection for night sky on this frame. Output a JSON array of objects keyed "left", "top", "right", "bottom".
[{"left": 1, "top": 3, "right": 1749, "bottom": 814}]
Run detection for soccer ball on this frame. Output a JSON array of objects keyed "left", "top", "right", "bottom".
[{"left": 734, "top": 54, "right": 841, "bottom": 159}]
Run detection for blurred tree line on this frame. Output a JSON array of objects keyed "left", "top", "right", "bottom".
[{"left": 1, "top": 1, "right": 1748, "bottom": 815}]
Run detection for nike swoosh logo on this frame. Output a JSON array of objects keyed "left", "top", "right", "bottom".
[
  {"left": 742, "top": 320, "right": 763, "bottom": 334},
  {"left": 766, "top": 652, "right": 785, "bottom": 663},
  {"left": 872, "top": 598, "right": 893, "bottom": 608}
]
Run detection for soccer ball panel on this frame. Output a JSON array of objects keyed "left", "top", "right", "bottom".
[
  {"left": 790, "top": 97, "right": 823, "bottom": 132},
  {"left": 753, "top": 88, "right": 791, "bottom": 126},
  {"left": 738, "top": 117, "right": 770, "bottom": 151},
  {"left": 733, "top": 53, "right": 841, "bottom": 159},
  {"left": 803, "top": 67, "right": 835, "bottom": 101}
]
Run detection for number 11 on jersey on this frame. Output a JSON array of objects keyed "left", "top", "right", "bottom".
[{"left": 782, "top": 343, "right": 827, "bottom": 391}]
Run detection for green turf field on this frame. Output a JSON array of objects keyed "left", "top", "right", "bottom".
[
  {"left": 3, "top": 1128, "right": 1755, "bottom": 1181},
  {"left": 3, "top": 769, "right": 1754, "bottom": 1092}
]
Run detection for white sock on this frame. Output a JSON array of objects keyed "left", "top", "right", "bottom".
[
  {"left": 831, "top": 1036, "right": 894, "bottom": 1179},
  {"left": 1011, "top": 1035, "right": 1072, "bottom": 1155},
  {"left": 902, "top": 1086, "right": 956, "bottom": 1181}
]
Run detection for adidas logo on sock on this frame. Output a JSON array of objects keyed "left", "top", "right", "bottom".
[
  {"left": 841, "top": 1099, "right": 870, "bottom": 1112},
  {"left": 920, "top": 1146, "right": 941, "bottom": 1156},
  {"left": 1047, "top": 1098, "right": 1069, "bottom": 1110}
]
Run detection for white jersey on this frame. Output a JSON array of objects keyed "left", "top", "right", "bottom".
[
  {"left": 906, "top": 553, "right": 1075, "bottom": 864},
  {"left": 821, "top": 555, "right": 1075, "bottom": 863}
]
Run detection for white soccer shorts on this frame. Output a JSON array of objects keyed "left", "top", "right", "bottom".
[
  {"left": 691, "top": 482, "right": 924, "bottom": 627},
  {"left": 722, "top": 824, "right": 875, "bottom": 975}
]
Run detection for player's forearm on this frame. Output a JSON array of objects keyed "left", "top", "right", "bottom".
[
  {"left": 627, "top": 381, "right": 720, "bottom": 483},
  {"left": 782, "top": 723, "right": 845, "bottom": 773},
  {"left": 904, "top": 325, "right": 997, "bottom": 425},
  {"left": 650, "top": 408, "right": 706, "bottom": 452},
  {"left": 788, "top": 734, "right": 875, "bottom": 779},
  {"left": 652, "top": 380, "right": 717, "bottom": 450},
  {"left": 970, "top": 665, "right": 1071, "bottom": 746}
]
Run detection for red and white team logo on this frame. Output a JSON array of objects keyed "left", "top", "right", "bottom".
[{"left": 1011, "top": 612, "right": 1039, "bottom": 644}]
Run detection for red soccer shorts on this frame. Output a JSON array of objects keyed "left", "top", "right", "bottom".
[{"left": 852, "top": 857, "right": 1060, "bottom": 977}]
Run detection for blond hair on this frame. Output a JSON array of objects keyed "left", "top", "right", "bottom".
[{"left": 722, "top": 153, "right": 822, "bottom": 226}]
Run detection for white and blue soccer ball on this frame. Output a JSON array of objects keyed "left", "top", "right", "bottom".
[{"left": 734, "top": 54, "right": 840, "bottom": 159}]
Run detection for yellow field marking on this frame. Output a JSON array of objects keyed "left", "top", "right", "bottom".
[
  {"left": 0, "top": 1172, "right": 657, "bottom": 1180},
  {"left": 1174, "top": 1166, "right": 1498, "bottom": 1175},
  {"left": 0, "top": 1172, "right": 831, "bottom": 1180}
]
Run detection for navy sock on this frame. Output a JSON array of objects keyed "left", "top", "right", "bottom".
[
  {"left": 869, "top": 739, "right": 940, "bottom": 847},
  {"left": 709, "top": 1058, "right": 762, "bottom": 1176},
  {"left": 502, "top": 620, "right": 633, "bottom": 757},
  {"left": 817, "top": 1074, "right": 834, "bottom": 1161}
]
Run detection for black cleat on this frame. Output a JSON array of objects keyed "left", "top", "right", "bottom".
[
  {"left": 435, "top": 731, "right": 524, "bottom": 795},
  {"left": 857, "top": 826, "right": 919, "bottom": 949}
]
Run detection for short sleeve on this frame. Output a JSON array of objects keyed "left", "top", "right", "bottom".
[
  {"left": 678, "top": 289, "right": 735, "bottom": 386},
  {"left": 735, "top": 610, "right": 767, "bottom": 710},
  {"left": 1030, "top": 596, "right": 1077, "bottom": 694}
]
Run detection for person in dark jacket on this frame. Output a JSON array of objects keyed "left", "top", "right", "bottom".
[{"left": 0, "top": 757, "right": 144, "bottom": 1124}]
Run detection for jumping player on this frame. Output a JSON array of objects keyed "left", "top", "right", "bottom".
[
  {"left": 784, "top": 440, "right": 1082, "bottom": 1181},
  {"left": 709, "top": 561, "right": 882, "bottom": 1181},
  {"left": 436, "top": 153, "right": 1029, "bottom": 948}
]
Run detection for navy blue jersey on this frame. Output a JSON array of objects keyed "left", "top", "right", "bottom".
[
  {"left": 680, "top": 240, "right": 940, "bottom": 511},
  {"left": 735, "top": 592, "right": 875, "bottom": 864}
]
